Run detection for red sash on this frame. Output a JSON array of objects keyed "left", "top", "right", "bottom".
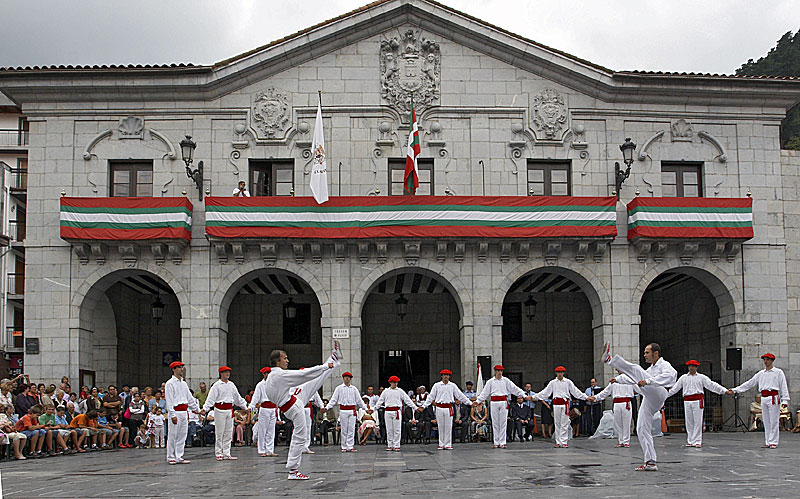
[
  {"left": 490, "top": 395, "right": 509, "bottom": 410},
  {"left": 613, "top": 397, "right": 631, "bottom": 410},
  {"left": 683, "top": 393, "right": 704, "bottom": 409},
  {"left": 761, "top": 389, "right": 779, "bottom": 405},
  {"left": 386, "top": 406, "right": 401, "bottom": 419},
  {"left": 552, "top": 398, "right": 570, "bottom": 416},
  {"left": 340, "top": 404, "right": 357, "bottom": 416},
  {"left": 261, "top": 401, "right": 277, "bottom": 409},
  {"left": 435, "top": 402, "right": 454, "bottom": 416},
  {"left": 279, "top": 396, "right": 297, "bottom": 413},
  {"left": 173, "top": 404, "right": 188, "bottom": 411},
  {"left": 214, "top": 402, "right": 234, "bottom": 415}
]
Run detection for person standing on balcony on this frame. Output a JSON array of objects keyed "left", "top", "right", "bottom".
[{"left": 232, "top": 180, "right": 250, "bottom": 197}]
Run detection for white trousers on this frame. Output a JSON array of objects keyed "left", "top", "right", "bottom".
[
  {"left": 609, "top": 354, "right": 668, "bottom": 463},
  {"left": 553, "top": 403, "right": 571, "bottom": 446},
  {"left": 435, "top": 406, "right": 453, "bottom": 448},
  {"left": 684, "top": 400, "right": 703, "bottom": 445},
  {"left": 166, "top": 411, "right": 188, "bottom": 462},
  {"left": 613, "top": 402, "right": 632, "bottom": 445},
  {"left": 489, "top": 401, "right": 508, "bottom": 446},
  {"left": 384, "top": 409, "right": 402, "bottom": 448},
  {"left": 339, "top": 411, "right": 357, "bottom": 450},
  {"left": 213, "top": 408, "right": 233, "bottom": 457},
  {"left": 762, "top": 396, "right": 780, "bottom": 446},
  {"left": 255, "top": 407, "right": 277, "bottom": 454},
  {"left": 304, "top": 407, "right": 313, "bottom": 452}
]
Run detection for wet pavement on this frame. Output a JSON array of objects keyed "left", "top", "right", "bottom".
[{"left": 1, "top": 432, "right": 798, "bottom": 498}]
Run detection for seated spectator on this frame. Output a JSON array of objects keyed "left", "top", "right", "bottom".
[
  {"left": 792, "top": 407, "right": 800, "bottom": 433},
  {"left": 41, "top": 386, "right": 56, "bottom": 408},
  {"left": 15, "top": 383, "right": 39, "bottom": 417},
  {"left": 275, "top": 411, "right": 293, "bottom": 446},
  {"left": 750, "top": 395, "right": 763, "bottom": 431},
  {"left": 779, "top": 403, "right": 792, "bottom": 431},
  {"left": 0, "top": 379, "right": 15, "bottom": 409},
  {"left": 0, "top": 403, "right": 27, "bottom": 459},
  {"left": 148, "top": 390, "right": 167, "bottom": 414},
  {"left": 69, "top": 409, "right": 102, "bottom": 450},
  {"left": 85, "top": 387, "right": 102, "bottom": 413},
  {"left": 128, "top": 392, "right": 147, "bottom": 425},
  {"left": 453, "top": 400, "right": 470, "bottom": 443},
  {"left": 53, "top": 390, "right": 68, "bottom": 411},
  {"left": 470, "top": 401, "right": 489, "bottom": 442},
  {"left": 186, "top": 405, "right": 200, "bottom": 447},
  {"left": 315, "top": 399, "right": 337, "bottom": 446},
  {"left": 201, "top": 412, "right": 216, "bottom": 445},
  {"left": 15, "top": 404, "right": 48, "bottom": 457},
  {"left": 510, "top": 395, "right": 534, "bottom": 442},
  {"left": 97, "top": 409, "right": 124, "bottom": 449},
  {"left": 234, "top": 408, "right": 250, "bottom": 446},
  {"left": 54, "top": 406, "right": 85, "bottom": 452},
  {"left": 358, "top": 397, "right": 377, "bottom": 445},
  {"left": 64, "top": 402, "right": 78, "bottom": 424},
  {"left": 5, "top": 403, "right": 19, "bottom": 425},
  {"left": 134, "top": 422, "right": 150, "bottom": 448},
  {"left": 38, "top": 404, "right": 71, "bottom": 454}
]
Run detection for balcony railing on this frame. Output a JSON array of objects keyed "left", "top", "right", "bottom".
[
  {"left": 0, "top": 129, "right": 28, "bottom": 147},
  {"left": 7, "top": 273, "right": 24, "bottom": 295},
  {"left": 9, "top": 168, "right": 27, "bottom": 191},
  {"left": 7, "top": 219, "right": 26, "bottom": 242},
  {"left": 6, "top": 326, "right": 23, "bottom": 349}
]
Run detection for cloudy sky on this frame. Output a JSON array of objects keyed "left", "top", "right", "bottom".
[{"left": 1, "top": 0, "right": 797, "bottom": 73}]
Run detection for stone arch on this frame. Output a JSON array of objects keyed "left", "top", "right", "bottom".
[
  {"left": 350, "top": 260, "right": 472, "bottom": 323},
  {"left": 212, "top": 260, "right": 331, "bottom": 332},
  {"left": 492, "top": 261, "right": 611, "bottom": 329}
]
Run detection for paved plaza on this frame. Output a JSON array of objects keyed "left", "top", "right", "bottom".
[{"left": 1, "top": 432, "right": 798, "bottom": 498}]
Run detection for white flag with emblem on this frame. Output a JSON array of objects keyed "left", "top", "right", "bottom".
[
  {"left": 475, "top": 362, "right": 484, "bottom": 398},
  {"left": 309, "top": 101, "right": 329, "bottom": 204}
]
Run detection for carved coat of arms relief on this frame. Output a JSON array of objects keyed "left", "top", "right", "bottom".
[
  {"left": 380, "top": 29, "right": 441, "bottom": 117},
  {"left": 531, "top": 88, "right": 568, "bottom": 141},
  {"left": 251, "top": 87, "right": 291, "bottom": 140}
]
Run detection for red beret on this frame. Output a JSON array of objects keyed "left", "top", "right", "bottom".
[
  {"left": 169, "top": 361, "right": 184, "bottom": 369},
  {"left": 342, "top": 372, "right": 353, "bottom": 378},
  {"left": 440, "top": 369, "right": 453, "bottom": 375},
  {"left": 686, "top": 360, "right": 700, "bottom": 366},
  {"left": 554, "top": 366, "right": 566, "bottom": 372},
  {"left": 761, "top": 353, "right": 776, "bottom": 360},
  {"left": 218, "top": 366, "right": 232, "bottom": 373},
  {"left": 493, "top": 365, "right": 505, "bottom": 371},
  {"left": 259, "top": 367, "right": 271, "bottom": 374},
  {"left": 388, "top": 375, "right": 401, "bottom": 383}
]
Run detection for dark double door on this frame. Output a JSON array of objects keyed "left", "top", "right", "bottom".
[{"left": 379, "top": 350, "right": 429, "bottom": 392}]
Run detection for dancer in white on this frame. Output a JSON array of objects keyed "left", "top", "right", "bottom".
[
  {"left": 475, "top": 365, "right": 528, "bottom": 449},
  {"left": 729, "top": 352, "right": 789, "bottom": 449},
  {"left": 418, "top": 369, "right": 472, "bottom": 450},
  {"left": 265, "top": 342, "right": 342, "bottom": 480},
  {"left": 374, "top": 375, "right": 418, "bottom": 451},
  {"left": 665, "top": 360, "right": 728, "bottom": 448},
  {"left": 600, "top": 342, "right": 676, "bottom": 471},
  {"left": 534, "top": 366, "right": 587, "bottom": 448},
  {"left": 302, "top": 390, "right": 324, "bottom": 454},
  {"left": 164, "top": 361, "right": 199, "bottom": 464},
  {"left": 202, "top": 366, "right": 248, "bottom": 461},
  {"left": 325, "top": 372, "right": 369, "bottom": 453},
  {"left": 248, "top": 367, "right": 278, "bottom": 457},
  {"left": 589, "top": 370, "right": 637, "bottom": 447}
]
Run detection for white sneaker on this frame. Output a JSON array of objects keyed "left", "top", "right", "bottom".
[
  {"left": 599, "top": 341, "right": 612, "bottom": 364},
  {"left": 303, "top": 449, "right": 315, "bottom": 454},
  {"left": 223, "top": 455, "right": 238, "bottom": 460},
  {"left": 288, "top": 470, "right": 309, "bottom": 480},
  {"left": 635, "top": 462, "right": 658, "bottom": 471}
]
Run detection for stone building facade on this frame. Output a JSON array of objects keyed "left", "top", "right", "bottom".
[{"left": 1, "top": 0, "right": 799, "bottom": 409}]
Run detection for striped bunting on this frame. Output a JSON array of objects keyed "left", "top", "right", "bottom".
[
  {"left": 627, "top": 197, "right": 753, "bottom": 240},
  {"left": 205, "top": 196, "right": 617, "bottom": 239},
  {"left": 60, "top": 197, "right": 192, "bottom": 241}
]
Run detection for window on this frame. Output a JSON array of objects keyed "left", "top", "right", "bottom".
[
  {"left": 109, "top": 161, "right": 153, "bottom": 197},
  {"left": 18, "top": 117, "right": 29, "bottom": 146},
  {"left": 249, "top": 160, "right": 294, "bottom": 196},
  {"left": 283, "top": 302, "right": 311, "bottom": 344},
  {"left": 527, "top": 161, "right": 571, "bottom": 196},
  {"left": 501, "top": 302, "right": 523, "bottom": 342},
  {"left": 661, "top": 162, "right": 703, "bottom": 197},
  {"left": 389, "top": 158, "right": 433, "bottom": 195}
]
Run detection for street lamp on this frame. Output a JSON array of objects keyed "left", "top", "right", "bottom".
[
  {"left": 151, "top": 296, "right": 165, "bottom": 324},
  {"left": 395, "top": 294, "right": 408, "bottom": 320},
  {"left": 283, "top": 297, "right": 298, "bottom": 320},
  {"left": 614, "top": 137, "right": 637, "bottom": 199},
  {"left": 523, "top": 293, "right": 537, "bottom": 321},
  {"left": 180, "top": 135, "right": 204, "bottom": 201}
]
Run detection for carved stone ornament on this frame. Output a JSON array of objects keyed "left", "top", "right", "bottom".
[
  {"left": 251, "top": 87, "right": 291, "bottom": 139},
  {"left": 531, "top": 88, "right": 567, "bottom": 140},
  {"left": 118, "top": 116, "right": 144, "bottom": 139},
  {"left": 380, "top": 29, "right": 440, "bottom": 116},
  {"left": 671, "top": 119, "right": 693, "bottom": 142}
]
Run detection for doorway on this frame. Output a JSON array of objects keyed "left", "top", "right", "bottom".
[{"left": 379, "top": 350, "right": 429, "bottom": 392}]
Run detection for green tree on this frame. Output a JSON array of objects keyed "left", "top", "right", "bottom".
[{"left": 737, "top": 30, "right": 800, "bottom": 149}]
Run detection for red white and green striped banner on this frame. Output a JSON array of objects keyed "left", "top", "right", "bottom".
[
  {"left": 205, "top": 196, "right": 617, "bottom": 239},
  {"left": 60, "top": 197, "right": 192, "bottom": 241},
  {"left": 627, "top": 197, "right": 753, "bottom": 240}
]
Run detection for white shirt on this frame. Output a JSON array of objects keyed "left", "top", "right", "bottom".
[
  {"left": 325, "top": 384, "right": 367, "bottom": 412},
  {"left": 164, "top": 375, "right": 200, "bottom": 419},
  {"left": 202, "top": 379, "right": 248, "bottom": 413},
  {"left": 593, "top": 382, "right": 637, "bottom": 402},
  {"left": 535, "top": 377, "right": 588, "bottom": 401},
  {"left": 667, "top": 373, "right": 727, "bottom": 397},
  {"left": 374, "top": 387, "right": 417, "bottom": 410},
  {"left": 232, "top": 186, "right": 250, "bottom": 197},
  {"left": 366, "top": 394, "right": 380, "bottom": 408},
  {"left": 306, "top": 393, "right": 324, "bottom": 411},
  {"left": 265, "top": 364, "right": 333, "bottom": 408},
  {"left": 421, "top": 381, "right": 472, "bottom": 408},
  {"left": 616, "top": 357, "right": 677, "bottom": 388},
  {"left": 733, "top": 367, "right": 790, "bottom": 403},
  {"left": 476, "top": 376, "right": 525, "bottom": 404},
  {"left": 248, "top": 379, "right": 271, "bottom": 411}
]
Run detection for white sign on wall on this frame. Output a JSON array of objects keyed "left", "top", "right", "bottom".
[{"left": 332, "top": 328, "right": 350, "bottom": 339}]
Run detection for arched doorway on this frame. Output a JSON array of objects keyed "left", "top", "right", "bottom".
[
  {"left": 79, "top": 270, "right": 182, "bottom": 388},
  {"left": 361, "top": 269, "right": 462, "bottom": 392},
  {"left": 501, "top": 269, "right": 596, "bottom": 390},
  {"left": 225, "top": 269, "right": 322, "bottom": 390}
]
